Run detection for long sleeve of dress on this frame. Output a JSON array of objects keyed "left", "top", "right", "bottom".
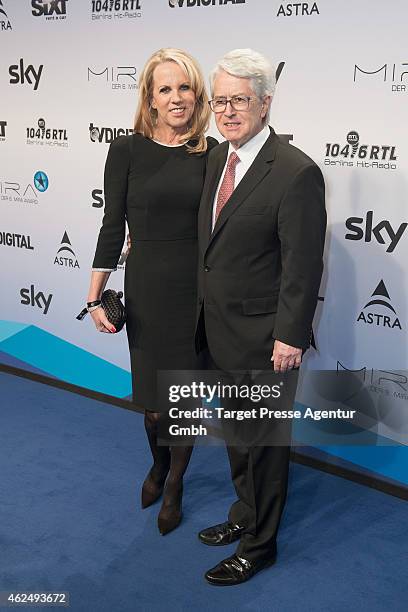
[{"left": 92, "top": 136, "right": 130, "bottom": 271}]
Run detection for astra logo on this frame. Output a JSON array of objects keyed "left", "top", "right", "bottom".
[
  {"left": 31, "top": 0, "right": 68, "bottom": 18},
  {"left": 0, "top": 0, "right": 11, "bottom": 30},
  {"left": 89, "top": 123, "right": 133, "bottom": 143},
  {"left": 354, "top": 62, "right": 408, "bottom": 93},
  {"left": 169, "top": 0, "right": 245, "bottom": 7},
  {"left": 277, "top": 2, "right": 319, "bottom": 17},
  {"left": 325, "top": 131, "right": 397, "bottom": 171},
  {"left": 92, "top": 188, "right": 104, "bottom": 208},
  {"left": 88, "top": 66, "right": 137, "bottom": 91},
  {"left": 0, "top": 120, "right": 6, "bottom": 140},
  {"left": 345, "top": 211, "right": 407, "bottom": 253},
  {"left": 356, "top": 280, "right": 402, "bottom": 330},
  {"left": 9, "top": 59, "right": 43, "bottom": 90},
  {"left": 20, "top": 284, "right": 53, "bottom": 314},
  {"left": 54, "top": 231, "right": 80, "bottom": 268}
]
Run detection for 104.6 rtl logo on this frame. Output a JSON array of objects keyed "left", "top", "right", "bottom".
[{"left": 324, "top": 131, "right": 397, "bottom": 170}]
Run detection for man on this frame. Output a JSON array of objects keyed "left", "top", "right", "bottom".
[{"left": 195, "top": 49, "right": 326, "bottom": 585}]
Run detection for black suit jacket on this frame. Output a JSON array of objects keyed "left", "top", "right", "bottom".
[{"left": 195, "top": 127, "right": 327, "bottom": 371}]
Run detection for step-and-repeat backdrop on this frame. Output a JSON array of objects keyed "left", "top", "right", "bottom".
[{"left": 1, "top": 0, "right": 407, "bottom": 487}]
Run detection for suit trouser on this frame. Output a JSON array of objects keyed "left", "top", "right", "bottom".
[{"left": 206, "top": 352, "right": 295, "bottom": 564}]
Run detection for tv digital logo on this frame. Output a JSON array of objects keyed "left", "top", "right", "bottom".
[
  {"left": 31, "top": 0, "right": 68, "bottom": 19},
  {"left": 324, "top": 131, "right": 397, "bottom": 170},
  {"left": 169, "top": 0, "right": 245, "bottom": 7},
  {"left": 276, "top": 2, "right": 319, "bottom": 17},
  {"left": 0, "top": 231, "right": 34, "bottom": 250},
  {"left": 345, "top": 211, "right": 406, "bottom": 253},
  {"left": 89, "top": 123, "right": 133, "bottom": 143},
  {"left": 353, "top": 62, "right": 408, "bottom": 94},
  {"left": 0, "top": 0, "right": 12, "bottom": 30},
  {"left": 9, "top": 59, "right": 43, "bottom": 90}
]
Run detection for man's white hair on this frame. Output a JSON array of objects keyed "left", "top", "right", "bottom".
[{"left": 210, "top": 48, "right": 276, "bottom": 99}]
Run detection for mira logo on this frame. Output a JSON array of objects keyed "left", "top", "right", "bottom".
[
  {"left": 0, "top": 0, "right": 12, "bottom": 30},
  {"left": 357, "top": 280, "right": 402, "bottom": 330},
  {"left": 345, "top": 211, "right": 407, "bottom": 253},
  {"left": 169, "top": 0, "right": 245, "bottom": 6},
  {"left": 353, "top": 62, "right": 408, "bottom": 94},
  {"left": 54, "top": 231, "right": 80, "bottom": 268},
  {"left": 87, "top": 66, "right": 137, "bottom": 91}
]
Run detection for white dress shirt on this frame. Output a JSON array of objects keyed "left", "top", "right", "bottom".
[{"left": 211, "top": 125, "right": 271, "bottom": 231}]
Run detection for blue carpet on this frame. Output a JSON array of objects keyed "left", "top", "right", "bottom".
[{"left": 0, "top": 372, "right": 406, "bottom": 612}]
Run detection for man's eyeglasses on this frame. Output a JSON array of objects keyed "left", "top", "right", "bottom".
[{"left": 208, "top": 95, "right": 257, "bottom": 113}]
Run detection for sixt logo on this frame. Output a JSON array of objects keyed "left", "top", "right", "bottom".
[
  {"left": 324, "top": 131, "right": 397, "bottom": 170},
  {"left": 31, "top": 0, "right": 68, "bottom": 19}
]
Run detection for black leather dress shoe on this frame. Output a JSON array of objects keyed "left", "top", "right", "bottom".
[
  {"left": 205, "top": 553, "right": 276, "bottom": 586},
  {"left": 198, "top": 521, "right": 245, "bottom": 546}
]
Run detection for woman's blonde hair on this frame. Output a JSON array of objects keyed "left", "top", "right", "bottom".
[{"left": 134, "top": 48, "right": 210, "bottom": 154}]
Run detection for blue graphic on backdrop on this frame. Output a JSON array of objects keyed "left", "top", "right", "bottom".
[{"left": 34, "top": 170, "right": 48, "bottom": 192}]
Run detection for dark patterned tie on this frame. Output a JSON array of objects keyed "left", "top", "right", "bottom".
[{"left": 214, "top": 151, "right": 240, "bottom": 224}]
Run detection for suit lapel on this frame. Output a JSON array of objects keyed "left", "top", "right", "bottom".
[{"left": 206, "top": 129, "right": 279, "bottom": 253}]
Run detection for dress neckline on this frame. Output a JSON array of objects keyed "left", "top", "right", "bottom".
[{"left": 152, "top": 139, "right": 186, "bottom": 148}]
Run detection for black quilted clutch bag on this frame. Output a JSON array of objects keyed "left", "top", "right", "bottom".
[
  {"left": 76, "top": 289, "right": 126, "bottom": 332},
  {"left": 100, "top": 289, "right": 126, "bottom": 331}
]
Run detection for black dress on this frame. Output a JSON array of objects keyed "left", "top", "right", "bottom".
[{"left": 92, "top": 133, "right": 218, "bottom": 410}]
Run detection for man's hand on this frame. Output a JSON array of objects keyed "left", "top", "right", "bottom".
[{"left": 271, "top": 340, "right": 302, "bottom": 373}]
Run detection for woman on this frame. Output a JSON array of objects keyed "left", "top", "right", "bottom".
[{"left": 86, "top": 49, "right": 217, "bottom": 535}]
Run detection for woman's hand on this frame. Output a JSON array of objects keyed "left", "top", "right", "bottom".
[{"left": 90, "top": 306, "right": 116, "bottom": 333}]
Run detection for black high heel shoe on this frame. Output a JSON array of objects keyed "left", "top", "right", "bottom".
[
  {"left": 141, "top": 466, "right": 169, "bottom": 509},
  {"left": 157, "top": 480, "right": 183, "bottom": 535}
]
